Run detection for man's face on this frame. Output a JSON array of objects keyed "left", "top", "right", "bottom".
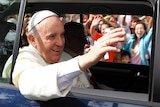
[{"left": 34, "top": 16, "right": 65, "bottom": 64}]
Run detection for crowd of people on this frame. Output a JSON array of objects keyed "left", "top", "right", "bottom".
[{"left": 78, "top": 14, "right": 153, "bottom": 65}]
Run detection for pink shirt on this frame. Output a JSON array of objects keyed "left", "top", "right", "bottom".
[{"left": 131, "top": 40, "right": 141, "bottom": 64}]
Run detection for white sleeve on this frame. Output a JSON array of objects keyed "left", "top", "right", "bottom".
[
  {"left": 15, "top": 56, "right": 82, "bottom": 101},
  {"left": 57, "top": 57, "right": 82, "bottom": 91}
]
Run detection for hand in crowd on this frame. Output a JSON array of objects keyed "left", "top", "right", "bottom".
[{"left": 91, "top": 15, "right": 103, "bottom": 26}]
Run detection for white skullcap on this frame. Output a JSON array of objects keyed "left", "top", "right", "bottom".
[{"left": 28, "top": 10, "right": 58, "bottom": 32}]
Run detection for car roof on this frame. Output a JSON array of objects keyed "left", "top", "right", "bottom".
[
  {"left": 0, "top": 0, "right": 154, "bottom": 21},
  {"left": 25, "top": 0, "right": 153, "bottom": 15}
]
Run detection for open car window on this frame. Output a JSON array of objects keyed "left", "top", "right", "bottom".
[
  {"left": 24, "top": 0, "right": 154, "bottom": 102},
  {"left": 24, "top": 0, "right": 156, "bottom": 104}
]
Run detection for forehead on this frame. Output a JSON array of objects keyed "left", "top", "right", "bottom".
[
  {"left": 101, "top": 23, "right": 109, "bottom": 27},
  {"left": 135, "top": 23, "right": 144, "bottom": 28},
  {"left": 37, "top": 16, "right": 64, "bottom": 35}
]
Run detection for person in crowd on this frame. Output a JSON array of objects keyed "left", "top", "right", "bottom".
[
  {"left": 139, "top": 16, "right": 153, "bottom": 31},
  {"left": 122, "top": 21, "right": 152, "bottom": 65},
  {"left": 93, "top": 20, "right": 112, "bottom": 41},
  {"left": 89, "top": 15, "right": 116, "bottom": 62},
  {"left": 117, "top": 15, "right": 132, "bottom": 43},
  {"left": 113, "top": 52, "right": 121, "bottom": 63},
  {"left": 89, "top": 14, "right": 104, "bottom": 40},
  {"left": 65, "top": 14, "right": 80, "bottom": 22},
  {"left": 99, "top": 21, "right": 112, "bottom": 35},
  {"left": 144, "top": 17, "right": 153, "bottom": 64},
  {"left": 100, "top": 22, "right": 115, "bottom": 62},
  {"left": 83, "top": 14, "right": 95, "bottom": 47},
  {"left": 59, "top": 21, "right": 92, "bottom": 88},
  {"left": 104, "top": 14, "right": 119, "bottom": 28},
  {"left": 146, "top": 27, "right": 153, "bottom": 64},
  {"left": 83, "top": 14, "right": 102, "bottom": 53},
  {"left": 90, "top": 14, "right": 118, "bottom": 41},
  {"left": 62, "top": 21, "right": 88, "bottom": 58},
  {"left": 121, "top": 50, "right": 131, "bottom": 64},
  {"left": 20, "top": 13, "right": 32, "bottom": 47},
  {"left": 129, "top": 16, "right": 141, "bottom": 34},
  {"left": 12, "top": 10, "right": 125, "bottom": 101}
]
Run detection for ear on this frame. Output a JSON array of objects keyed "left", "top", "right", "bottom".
[{"left": 27, "top": 34, "right": 37, "bottom": 47}]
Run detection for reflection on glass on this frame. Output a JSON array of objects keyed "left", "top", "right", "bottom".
[
  {"left": 0, "top": 0, "right": 20, "bottom": 81},
  {"left": 87, "top": 100, "right": 148, "bottom": 107}
]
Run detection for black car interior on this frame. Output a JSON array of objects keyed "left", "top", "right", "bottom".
[{"left": 90, "top": 62, "right": 150, "bottom": 93}]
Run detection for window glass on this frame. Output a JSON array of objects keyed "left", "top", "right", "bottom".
[{"left": 0, "top": 0, "right": 20, "bottom": 82}]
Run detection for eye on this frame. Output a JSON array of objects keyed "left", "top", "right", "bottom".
[
  {"left": 61, "top": 32, "right": 65, "bottom": 38},
  {"left": 46, "top": 34, "right": 55, "bottom": 40}
]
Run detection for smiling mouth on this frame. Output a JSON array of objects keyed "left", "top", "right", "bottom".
[{"left": 51, "top": 49, "right": 62, "bottom": 53}]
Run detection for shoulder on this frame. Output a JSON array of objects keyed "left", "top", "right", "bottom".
[{"left": 59, "top": 51, "right": 73, "bottom": 62}]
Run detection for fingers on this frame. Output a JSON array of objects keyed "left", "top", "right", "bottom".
[
  {"left": 88, "top": 28, "right": 125, "bottom": 62},
  {"left": 99, "top": 28, "right": 126, "bottom": 46},
  {"left": 108, "top": 37, "right": 124, "bottom": 46},
  {"left": 104, "top": 46, "right": 121, "bottom": 52},
  {"left": 103, "top": 28, "right": 126, "bottom": 38},
  {"left": 103, "top": 40, "right": 111, "bottom": 46}
]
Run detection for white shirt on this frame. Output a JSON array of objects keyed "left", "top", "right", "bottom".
[{"left": 12, "top": 45, "right": 87, "bottom": 101}]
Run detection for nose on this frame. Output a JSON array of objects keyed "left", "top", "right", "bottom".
[{"left": 55, "top": 36, "right": 65, "bottom": 47}]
